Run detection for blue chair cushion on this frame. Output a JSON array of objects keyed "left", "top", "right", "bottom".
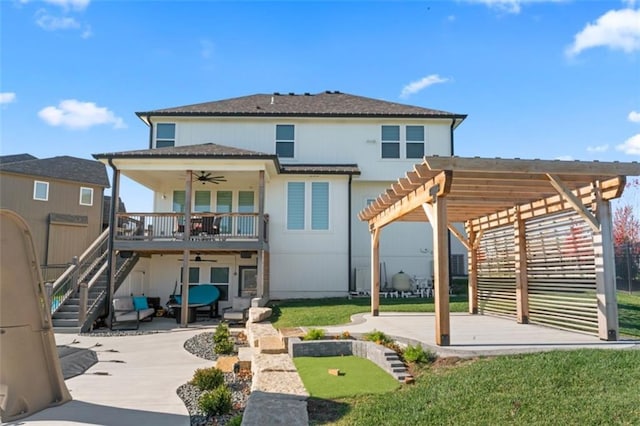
[{"left": 132, "top": 296, "right": 149, "bottom": 310}]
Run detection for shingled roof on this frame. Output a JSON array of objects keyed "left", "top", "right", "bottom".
[
  {"left": 0, "top": 153, "right": 37, "bottom": 164},
  {"left": 135, "top": 91, "right": 467, "bottom": 122},
  {"left": 0, "top": 155, "right": 110, "bottom": 187},
  {"left": 93, "top": 143, "right": 278, "bottom": 160}
]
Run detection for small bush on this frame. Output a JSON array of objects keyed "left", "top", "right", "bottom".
[
  {"left": 191, "top": 367, "right": 224, "bottom": 391},
  {"left": 227, "top": 414, "right": 243, "bottom": 426},
  {"left": 198, "top": 385, "right": 232, "bottom": 416},
  {"left": 215, "top": 338, "right": 235, "bottom": 355},
  {"left": 214, "top": 323, "right": 231, "bottom": 344},
  {"left": 303, "top": 328, "right": 326, "bottom": 340},
  {"left": 363, "top": 329, "right": 392, "bottom": 346},
  {"left": 402, "top": 344, "right": 435, "bottom": 364}
]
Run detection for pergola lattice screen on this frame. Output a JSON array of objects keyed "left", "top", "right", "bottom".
[
  {"left": 477, "top": 225, "right": 516, "bottom": 318},
  {"left": 525, "top": 210, "right": 598, "bottom": 334}
]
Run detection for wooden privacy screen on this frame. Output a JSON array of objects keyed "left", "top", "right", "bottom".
[
  {"left": 477, "top": 210, "right": 598, "bottom": 334},
  {"left": 526, "top": 210, "right": 597, "bottom": 334}
]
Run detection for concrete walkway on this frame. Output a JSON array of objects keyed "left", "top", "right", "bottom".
[{"left": 324, "top": 312, "right": 640, "bottom": 357}]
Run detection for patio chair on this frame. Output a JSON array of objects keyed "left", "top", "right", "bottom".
[
  {"left": 200, "top": 216, "right": 221, "bottom": 240},
  {"left": 111, "top": 296, "right": 155, "bottom": 330},
  {"left": 222, "top": 297, "right": 251, "bottom": 324}
]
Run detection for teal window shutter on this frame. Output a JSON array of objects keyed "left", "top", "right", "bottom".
[
  {"left": 172, "top": 191, "right": 185, "bottom": 212},
  {"left": 287, "top": 182, "right": 305, "bottom": 230},
  {"left": 311, "top": 182, "right": 329, "bottom": 230},
  {"left": 238, "top": 191, "right": 255, "bottom": 235},
  {"left": 194, "top": 191, "right": 211, "bottom": 212},
  {"left": 216, "top": 191, "right": 233, "bottom": 233}
]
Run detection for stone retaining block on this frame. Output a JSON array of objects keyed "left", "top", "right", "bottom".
[{"left": 242, "top": 391, "right": 308, "bottom": 426}]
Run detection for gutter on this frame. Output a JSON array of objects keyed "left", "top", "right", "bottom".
[
  {"left": 106, "top": 158, "right": 118, "bottom": 322},
  {"left": 147, "top": 115, "right": 153, "bottom": 149},
  {"left": 348, "top": 174, "right": 353, "bottom": 293},
  {"left": 449, "top": 119, "right": 455, "bottom": 287}
]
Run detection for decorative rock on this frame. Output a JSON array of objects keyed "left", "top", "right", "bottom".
[
  {"left": 248, "top": 307, "right": 272, "bottom": 323},
  {"left": 328, "top": 368, "right": 341, "bottom": 376},
  {"left": 259, "top": 335, "right": 287, "bottom": 354},
  {"left": 215, "top": 355, "right": 238, "bottom": 373}
]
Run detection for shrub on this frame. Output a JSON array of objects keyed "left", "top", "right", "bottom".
[
  {"left": 363, "top": 329, "right": 392, "bottom": 346},
  {"left": 227, "top": 414, "right": 243, "bottom": 426},
  {"left": 198, "top": 385, "right": 232, "bottom": 416},
  {"left": 213, "top": 322, "right": 235, "bottom": 354},
  {"left": 402, "top": 344, "right": 435, "bottom": 364},
  {"left": 215, "top": 338, "right": 235, "bottom": 355},
  {"left": 303, "top": 328, "right": 326, "bottom": 341},
  {"left": 191, "top": 367, "right": 224, "bottom": 391}
]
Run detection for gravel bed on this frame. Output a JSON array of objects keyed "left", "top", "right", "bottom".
[{"left": 179, "top": 332, "right": 251, "bottom": 426}]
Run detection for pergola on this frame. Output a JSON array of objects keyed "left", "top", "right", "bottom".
[{"left": 359, "top": 156, "right": 640, "bottom": 346}]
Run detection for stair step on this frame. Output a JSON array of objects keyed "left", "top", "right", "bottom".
[
  {"left": 53, "top": 312, "right": 78, "bottom": 319},
  {"left": 52, "top": 318, "right": 79, "bottom": 327},
  {"left": 258, "top": 336, "right": 287, "bottom": 354}
]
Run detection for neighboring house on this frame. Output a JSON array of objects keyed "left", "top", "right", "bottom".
[
  {"left": 93, "top": 91, "right": 467, "bottom": 307},
  {"left": 0, "top": 155, "right": 110, "bottom": 278}
]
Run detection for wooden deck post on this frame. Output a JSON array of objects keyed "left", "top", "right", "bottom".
[
  {"left": 467, "top": 224, "right": 478, "bottom": 315},
  {"left": 431, "top": 195, "right": 450, "bottom": 346},
  {"left": 514, "top": 211, "right": 529, "bottom": 324},
  {"left": 593, "top": 190, "right": 618, "bottom": 340},
  {"left": 371, "top": 227, "right": 380, "bottom": 316},
  {"left": 180, "top": 170, "right": 193, "bottom": 327}
]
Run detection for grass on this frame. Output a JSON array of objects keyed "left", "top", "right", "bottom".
[
  {"left": 618, "top": 291, "right": 640, "bottom": 338},
  {"left": 269, "top": 296, "right": 469, "bottom": 328},
  {"left": 293, "top": 356, "right": 400, "bottom": 399},
  {"left": 320, "top": 349, "right": 640, "bottom": 425}
]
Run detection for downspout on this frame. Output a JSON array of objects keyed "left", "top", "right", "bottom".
[
  {"left": 348, "top": 174, "right": 353, "bottom": 293},
  {"left": 147, "top": 115, "right": 153, "bottom": 149},
  {"left": 106, "top": 158, "right": 119, "bottom": 324},
  {"left": 448, "top": 119, "right": 455, "bottom": 287}
]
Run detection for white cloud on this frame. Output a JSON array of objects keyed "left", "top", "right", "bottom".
[
  {"left": 464, "top": 0, "right": 565, "bottom": 14},
  {"left": 566, "top": 8, "right": 640, "bottom": 57},
  {"left": 43, "top": 0, "right": 90, "bottom": 11},
  {"left": 629, "top": 110, "right": 640, "bottom": 123},
  {"left": 400, "top": 74, "right": 449, "bottom": 98},
  {"left": 616, "top": 133, "right": 640, "bottom": 155},
  {"left": 587, "top": 144, "right": 610, "bottom": 153},
  {"left": 0, "top": 92, "right": 17, "bottom": 104},
  {"left": 35, "top": 9, "right": 80, "bottom": 30},
  {"left": 38, "top": 99, "right": 126, "bottom": 130},
  {"left": 555, "top": 155, "right": 574, "bottom": 161},
  {"left": 200, "top": 39, "right": 214, "bottom": 59},
  {"left": 81, "top": 24, "right": 92, "bottom": 39}
]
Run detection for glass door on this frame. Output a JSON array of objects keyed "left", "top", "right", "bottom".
[{"left": 239, "top": 265, "right": 257, "bottom": 298}]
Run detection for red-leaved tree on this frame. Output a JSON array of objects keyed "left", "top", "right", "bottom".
[{"left": 613, "top": 204, "right": 640, "bottom": 283}]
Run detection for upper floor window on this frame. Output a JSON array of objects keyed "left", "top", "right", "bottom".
[
  {"left": 381, "top": 125, "right": 400, "bottom": 158},
  {"left": 172, "top": 190, "right": 185, "bottom": 212},
  {"left": 194, "top": 191, "right": 211, "bottom": 212},
  {"left": 156, "top": 123, "right": 176, "bottom": 148},
  {"left": 287, "top": 181, "right": 329, "bottom": 231},
  {"left": 406, "top": 126, "right": 425, "bottom": 158},
  {"left": 276, "top": 124, "right": 295, "bottom": 158},
  {"left": 33, "top": 180, "right": 49, "bottom": 201},
  {"left": 79, "top": 187, "right": 93, "bottom": 206}
]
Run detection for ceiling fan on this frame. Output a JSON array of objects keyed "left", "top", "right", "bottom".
[
  {"left": 193, "top": 171, "right": 227, "bottom": 185},
  {"left": 177, "top": 253, "right": 217, "bottom": 263}
]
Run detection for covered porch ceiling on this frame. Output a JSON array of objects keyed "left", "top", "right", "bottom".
[{"left": 359, "top": 156, "right": 640, "bottom": 232}]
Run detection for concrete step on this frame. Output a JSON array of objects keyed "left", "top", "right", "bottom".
[
  {"left": 259, "top": 335, "right": 287, "bottom": 354},
  {"left": 238, "top": 346, "right": 255, "bottom": 372}
]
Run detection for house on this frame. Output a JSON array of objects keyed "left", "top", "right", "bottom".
[
  {"left": 0, "top": 154, "right": 110, "bottom": 280},
  {"left": 93, "top": 91, "right": 467, "bottom": 310}
]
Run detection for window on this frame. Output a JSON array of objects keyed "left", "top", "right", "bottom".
[
  {"left": 451, "top": 254, "right": 467, "bottom": 276},
  {"left": 210, "top": 267, "right": 230, "bottom": 301},
  {"left": 381, "top": 125, "right": 400, "bottom": 158},
  {"left": 287, "top": 181, "right": 329, "bottom": 231},
  {"left": 180, "top": 267, "right": 200, "bottom": 283},
  {"left": 276, "top": 124, "right": 294, "bottom": 158},
  {"left": 287, "top": 182, "right": 305, "bottom": 230},
  {"left": 172, "top": 191, "right": 185, "bottom": 212},
  {"left": 238, "top": 191, "right": 255, "bottom": 235},
  {"left": 156, "top": 123, "right": 175, "bottom": 148},
  {"left": 216, "top": 191, "right": 232, "bottom": 233},
  {"left": 194, "top": 191, "right": 211, "bottom": 212},
  {"left": 311, "top": 182, "right": 329, "bottom": 230},
  {"left": 406, "top": 126, "right": 425, "bottom": 158},
  {"left": 79, "top": 187, "right": 93, "bottom": 206},
  {"left": 33, "top": 180, "right": 49, "bottom": 201}
]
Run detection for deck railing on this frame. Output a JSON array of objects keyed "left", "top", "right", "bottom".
[{"left": 114, "top": 212, "right": 268, "bottom": 242}]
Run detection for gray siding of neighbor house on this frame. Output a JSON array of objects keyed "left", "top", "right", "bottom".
[{"left": 0, "top": 172, "right": 104, "bottom": 267}]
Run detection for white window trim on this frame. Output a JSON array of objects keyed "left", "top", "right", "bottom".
[
  {"left": 275, "top": 124, "right": 295, "bottom": 159},
  {"left": 380, "top": 124, "right": 426, "bottom": 159},
  {"left": 79, "top": 187, "right": 94, "bottom": 206},
  {"left": 156, "top": 123, "right": 176, "bottom": 148},
  {"left": 285, "top": 181, "right": 330, "bottom": 232},
  {"left": 33, "top": 180, "right": 49, "bottom": 201}
]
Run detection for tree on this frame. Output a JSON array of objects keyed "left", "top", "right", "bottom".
[{"left": 613, "top": 204, "right": 640, "bottom": 290}]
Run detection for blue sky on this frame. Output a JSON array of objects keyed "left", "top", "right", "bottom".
[{"left": 1, "top": 0, "right": 639, "bottom": 212}]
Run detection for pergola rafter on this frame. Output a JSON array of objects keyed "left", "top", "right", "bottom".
[{"left": 360, "top": 156, "right": 640, "bottom": 346}]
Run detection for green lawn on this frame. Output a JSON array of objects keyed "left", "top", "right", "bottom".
[
  {"left": 269, "top": 296, "right": 469, "bottom": 328},
  {"left": 322, "top": 349, "right": 640, "bottom": 425},
  {"left": 294, "top": 356, "right": 400, "bottom": 399},
  {"left": 618, "top": 292, "right": 640, "bottom": 338}
]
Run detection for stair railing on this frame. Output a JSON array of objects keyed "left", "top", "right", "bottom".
[{"left": 47, "top": 228, "right": 110, "bottom": 315}]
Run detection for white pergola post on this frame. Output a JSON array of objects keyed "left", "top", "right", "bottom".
[{"left": 371, "top": 227, "right": 380, "bottom": 316}]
